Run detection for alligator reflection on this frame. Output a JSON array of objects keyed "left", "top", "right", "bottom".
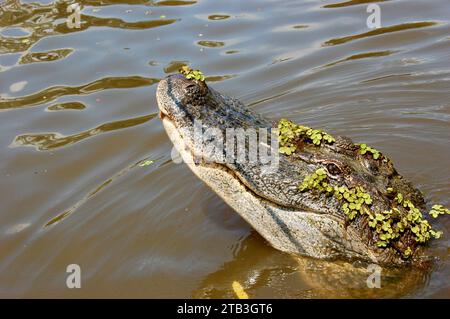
[{"left": 193, "top": 234, "right": 430, "bottom": 298}]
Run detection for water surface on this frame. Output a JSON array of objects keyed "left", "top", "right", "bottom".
[{"left": 0, "top": 0, "right": 449, "bottom": 298}]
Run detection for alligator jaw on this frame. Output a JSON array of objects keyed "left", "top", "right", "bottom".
[{"left": 161, "top": 116, "right": 378, "bottom": 263}]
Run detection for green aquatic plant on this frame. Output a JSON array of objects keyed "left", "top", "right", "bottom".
[
  {"left": 339, "top": 186, "right": 373, "bottom": 220},
  {"left": 398, "top": 195, "right": 442, "bottom": 243},
  {"left": 298, "top": 168, "right": 328, "bottom": 191},
  {"left": 299, "top": 171, "right": 446, "bottom": 257},
  {"left": 179, "top": 66, "right": 205, "bottom": 82},
  {"left": 139, "top": 160, "right": 154, "bottom": 167},
  {"left": 388, "top": 192, "right": 442, "bottom": 244},
  {"left": 403, "top": 247, "right": 412, "bottom": 258},
  {"left": 368, "top": 209, "right": 402, "bottom": 248},
  {"left": 299, "top": 169, "right": 373, "bottom": 221},
  {"left": 429, "top": 204, "right": 450, "bottom": 218},
  {"left": 277, "top": 119, "right": 300, "bottom": 155},
  {"left": 366, "top": 191, "right": 444, "bottom": 251},
  {"left": 277, "top": 119, "right": 335, "bottom": 155},
  {"left": 279, "top": 118, "right": 447, "bottom": 257},
  {"left": 358, "top": 143, "right": 381, "bottom": 160}
]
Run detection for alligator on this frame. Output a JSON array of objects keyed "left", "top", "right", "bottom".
[
  {"left": 193, "top": 234, "right": 429, "bottom": 298},
  {"left": 156, "top": 72, "right": 445, "bottom": 267}
]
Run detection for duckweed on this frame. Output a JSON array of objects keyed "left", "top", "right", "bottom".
[
  {"left": 299, "top": 169, "right": 373, "bottom": 221},
  {"left": 429, "top": 204, "right": 450, "bottom": 218},
  {"left": 340, "top": 186, "right": 373, "bottom": 220},
  {"left": 368, "top": 191, "right": 443, "bottom": 251},
  {"left": 278, "top": 118, "right": 447, "bottom": 257},
  {"left": 395, "top": 194, "right": 443, "bottom": 243},
  {"left": 368, "top": 209, "right": 402, "bottom": 248},
  {"left": 299, "top": 170, "right": 446, "bottom": 258},
  {"left": 403, "top": 247, "right": 412, "bottom": 258},
  {"left": 277, "top": 119, "right": 335, "bottom": 155},
  {"left": 179, "top": 66, "right": 205, "bottom": 82},
  {"left": 358, "top": 143, "right": 381, "bottom": 160},
  {"left": 298, "top": 168, "right": 328, "bottom": 191},
  {"left": 139, "top": 160, "right": 154, "bottom": 167}
]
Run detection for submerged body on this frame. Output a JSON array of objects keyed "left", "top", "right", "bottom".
[{"left": 156, "top": 74, "right": 436, "bottom": 266}]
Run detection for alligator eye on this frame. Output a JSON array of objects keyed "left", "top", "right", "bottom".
[{"left": 326, "top": 163, "right": 342, "bottom": 176}]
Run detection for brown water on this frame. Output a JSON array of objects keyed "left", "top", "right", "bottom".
[{"left": 0, "top": 0, "right": 449, "bottom": 298}]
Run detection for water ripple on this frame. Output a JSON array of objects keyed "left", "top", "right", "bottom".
[
  {"left": 0, "top": 76, "right": 159, "bottom": 110},
  {"left": 323, "top": 22, "right": 438, "bottom": 46},
  {"left": 0, "top": 1, "right": 179, "bottom": 54},
  {"left": 155, "top": 0, "right": 197, "bottom": 6},
  {"left": 11, "top": 113, "right": 157, "bottom": 151},
  {"left": 323, "top": 0, "right": 389, "bottom": 9},
  {"left": 46, "top": 101, "right": 86, "bottom": 111},
  {"left": 208, "top": 14, "right": 230, "bottom": 21},
  {"left": 19, "top": 48, "right": 73, "bottom": 64},
  {"left": 197, "top": 40, "right": 225, "bottom": 48},
  {"left": 322, "top": 50, "right": 397, "bottom": 68}
]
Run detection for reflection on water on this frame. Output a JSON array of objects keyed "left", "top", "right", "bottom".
[
  {"left": 194, "top": 234, "right": 432, "bottom": 299},
  {"left": 197, "top": 40, "right": 225, "bottom": 48},
  {"left": 322, "top": 50, "right": 396, "bottom": 68},
  {"left": 323, "top": 0, "right": 390, "bottom": 9},
  {"left": 0, "top": 0, "right": 180, "bottom": 54},
  {"left": 11, "top": 113, "right": 156, "bottom": 150},
  {"left": 0, "top": 76, "right": 158, "bottom": 109},
  {"left": 19, "top": 48, "right": 73, "bottom": 64},
  {"left": 323, "top": 22, "right": 438, "bottom": 46},
  {"left": 47, "top": 101, "right": 86, "bottom": 110},
  {"left": 0, "top": 0, "right": 449, "bottom": 298},
  {"left": 208, "top": 14, "right": 229, "bottom": 21}
]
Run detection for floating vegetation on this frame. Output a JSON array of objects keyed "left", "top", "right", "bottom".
[
  {"left": 139, "top": 160, "right": 154, "bottom": 167},
  {"left": 429, "top": 205, "right": 450, "bottom": 218},
  {"left": 299, "top": 168, "right": 328, "bottom": 192},
  {"left": 179, "top": 65, "right": 205, "bottom": 82},
  {"left": 299, "top": 169, "right": 447, "bottom": 258},
  {"left": 299, "top": 168, "right": 372, "bottom": 221},
  {"left": 277, "top": 119, "right": 335, "bottom": 155},
  {"left": 358, "top": 143, "right": 381, "bottom": 159},
  {"left": 340, "top": 186, "right": 372, "bottom": 220},
  {"left": 382, "top": 192, "right": 443, "bottom": 245}
]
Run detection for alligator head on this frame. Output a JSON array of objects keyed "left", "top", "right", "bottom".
[{"left": 156, "top": 74, "right": 438, "bottom": 266}]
